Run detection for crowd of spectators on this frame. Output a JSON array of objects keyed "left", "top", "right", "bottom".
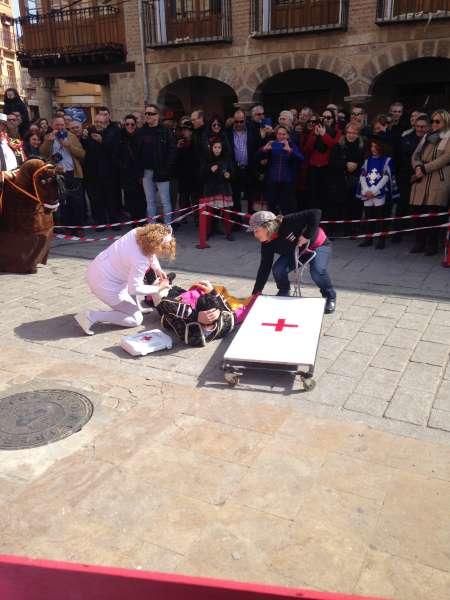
[{"left": 1, "top": 86, "right": 449, "bottom": 257}]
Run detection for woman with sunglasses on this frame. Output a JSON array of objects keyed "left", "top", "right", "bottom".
[
  {"left": 303, "top": 110, "right": 341, "bottom": 216},
  {"left": 117, "top": 114, "right": 146, "bottom": 221},
  {"left": 410, "top": 109, "right": 450, "bottom": 256},
  {"left": 207, "top": 114, "right": 231, "bottom": 155},
  {"left": 297, "top": 113, "right": 319, "bottom": 207}
]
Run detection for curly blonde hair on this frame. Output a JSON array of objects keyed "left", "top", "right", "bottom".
[{"left": 135, "top": 223, "right": 176, "bottom": 259}]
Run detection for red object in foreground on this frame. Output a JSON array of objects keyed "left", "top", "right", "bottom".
[
  {"left": 443, "top": 223, "right": 450, "bottom": 268},
  {"left": 262, "top": 318, "right": 299, "bottom": 332},
  {"left": 0, "top": 555, "right": 387, "bottom": 600}
]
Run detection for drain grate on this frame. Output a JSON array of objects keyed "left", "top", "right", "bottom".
[{"left": 0, "top": 389, "right": 93, "bottom": 450}]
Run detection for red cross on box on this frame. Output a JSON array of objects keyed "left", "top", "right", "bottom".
[{"left": 261, "top": 318, "right": 299, "bottom": 332}]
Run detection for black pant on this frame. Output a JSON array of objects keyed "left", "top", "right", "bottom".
[
  {"left": 363, "top": 205, "right": 385, "bottom": 236},
  {"left": 265, "top": 181, "right": 296, "bottom": 215},
  {"left": 123, "top": 184, "right": 146, "bottom": 219},
  {"left": 86, "top": 178, "right": 121, "bottom": 225},
  {"left": 411, "top": 204, "right": 444, "bottom": 252},
  {"left": 231, "top": 166, "right": 251, "bottom": 213},
  {"left": 59, "top": 174, "right": 85, "bottom": 227},
  {"left": 308, "top": 165, "right": 330, "bottom": 216}
]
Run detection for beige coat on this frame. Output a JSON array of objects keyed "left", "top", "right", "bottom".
[
  {"left": 40, "top": 131, "right": 85, "bottom": 179},
  {"left": 410, "top": 131, "right": 450, "bottom": 207}
]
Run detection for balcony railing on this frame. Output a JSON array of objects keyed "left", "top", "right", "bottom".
[
  {"left": 0, "top": 28, "right": 14, "bottom": 50},
  {"left": 15, "top": 5, "right": 125, "bottom": 67},
  {"left": 376, "top": 0, "right": 450, "bottom": 22},
  {"left": 251, "top": 0, "right": 348, "bottom": 36},
  {"left": 143, "top": 0, "right": 232, "bottom": 47}
]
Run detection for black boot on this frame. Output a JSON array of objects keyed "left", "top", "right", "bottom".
[
  {"left": 375, "top": 237, "right": 385, "bottom": 250},
  {"left": 324, "top": 298, "right": 336, "bottom": 314},
  {"left": 358, "top": 239, "right": 373, "bottom": 248}
]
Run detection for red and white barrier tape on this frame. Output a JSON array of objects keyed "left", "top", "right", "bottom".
[
  {"left": 221, "top": 207, "right": 449, "bottom": 225},
  {"left": 203, "top": 211, "right": 249, "bottom": 230},
  {"left": 332, "top": 223, "right": 449, "bottom": 240},
  {"left": 204, "top": 210, "right": 449, "bottom": 239},
  {"left": 53, "top": 204, "right": 199, "bottom": 230},
  {"left": 54, "top": 207, "right": 199, "bottom": 242}
]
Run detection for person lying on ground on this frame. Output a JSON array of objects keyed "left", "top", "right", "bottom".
[{"left": 146, "top": 272, "right": 255, "bottom": 347}]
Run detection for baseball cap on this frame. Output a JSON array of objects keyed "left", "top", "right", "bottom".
[{"left": 248, "top": 211, "right": 277, "bottom": 232}]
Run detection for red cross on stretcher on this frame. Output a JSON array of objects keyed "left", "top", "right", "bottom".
[{"left": 261, "top": 319, "right": 299, "bottom": 332}]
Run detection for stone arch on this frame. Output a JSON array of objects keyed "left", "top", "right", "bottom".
[
  {"left": 361, "top": 39, "right": 450, "bottom": 92},
  {"left": 153, "top": 61, "right": 241, "bottom": 104},
  {"left": 156, "top": 76, "right": 238, "bottom": 118},
  {"left": 254, "top": 68, "right": 350, "bottom": 116},
  {"left": 244, "top": 52, "right": 358, "bottom": 94},
  {"left": 370, "top": 56, "right": 450, "bottom": 113}
]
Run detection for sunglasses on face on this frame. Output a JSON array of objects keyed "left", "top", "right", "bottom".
[
  {"left": 351, "top": 112, "right": 363, "bottom": 117},
  {"left": 432, "top": 119, "right": 442, "bottom": 124},
  {"left": 308, "top": 120, "right": 318, "bottom": 124},
  {"left": 145, "top": 111, "right": 158, "bottom": 116},
  {"left": 125, "top": 122, "right": 136, "bottom": 127}
]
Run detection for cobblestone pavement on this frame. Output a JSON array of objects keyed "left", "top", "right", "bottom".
[{"left": 0, "top": 225, "right": 450, "bottom": 599}]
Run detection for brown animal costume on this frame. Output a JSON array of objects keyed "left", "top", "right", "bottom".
[{"left": 0, "top": 158, "right": 59, "bottom": 274}]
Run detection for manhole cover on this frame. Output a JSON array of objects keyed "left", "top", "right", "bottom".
[{"left": 0, "top": 389, "right": 93, "bottom": 450}]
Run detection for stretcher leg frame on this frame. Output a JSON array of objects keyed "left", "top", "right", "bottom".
[{"left": 222, "top": 295, "right": 324, "bottom": 392}]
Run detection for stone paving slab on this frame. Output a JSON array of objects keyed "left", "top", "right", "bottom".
[{"left": 1, "top": 227, "right": 450, "bottom": 599}]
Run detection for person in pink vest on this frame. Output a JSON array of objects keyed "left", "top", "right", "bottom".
[{"left": 249, "top": 209, "right": 336, "bottom": 314}]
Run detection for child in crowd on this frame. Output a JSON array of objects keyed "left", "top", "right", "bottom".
[
  {"left": 200, "top": 137, "right": 234, "bottom": 240},
  {"left": 357, "top": 137, "right": 398, "bottom": 250}
]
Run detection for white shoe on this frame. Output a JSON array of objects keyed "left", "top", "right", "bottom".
[{"left": 75, "top": 311, "right": 95, "bottom": 335}]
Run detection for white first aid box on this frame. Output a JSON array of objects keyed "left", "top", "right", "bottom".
[{"left": 121, "top": 329, "right": 173, "bottom": 357}]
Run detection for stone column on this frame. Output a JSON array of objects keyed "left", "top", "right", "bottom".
[
  {"left": 36, "top": 77, "right": 54, "bottom": 121},
  {"left": 344, "top": 94, "right": 372, "bottom": 106}
]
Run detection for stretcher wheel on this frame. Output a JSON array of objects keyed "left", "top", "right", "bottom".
[
  {"left": 224, "top": 371, "right": 240, "bottom": 387},
  {"left": 296, "top": 372, "right": 316, "bottom": 392},
  {"left": 302, "top": 377, "right": 316, "bottom": 392}
]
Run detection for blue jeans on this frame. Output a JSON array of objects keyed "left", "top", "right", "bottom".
[
  {"left": 142, "top": 169, "right": 172, "bottom": 224},
  {"left": 272, "top": 244, "right": 336, "bottom": 300}
]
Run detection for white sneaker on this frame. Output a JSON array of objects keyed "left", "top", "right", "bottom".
[{"left": 75, "top": 311, "right": 95, "bottom": 335}]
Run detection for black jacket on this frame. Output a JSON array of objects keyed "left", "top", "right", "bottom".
[
  {"left": 200, "top": 155, "right": 234, "bottom": 198},
  {"left": 4, "top": 94, "right": 29, "bottom": 136},
  {"left": 84, "top": 135, "right": 111, "bottom": 181},
  {"left": 226, "top": 125, "right": 263, "bottom": 172},
  {"left": 399, "top": 131, "right": 422, "bottom": 180},
  {"left": 175, "top": 139, "right": 198, "bottom": 192},
  {"left": 137, "top": 123, "right": 176, "bottom": 182},
  {"left": 101, "top": 121, "right": 121, "bottom": 165},
  {"left": 116, "top": 129, "right": 142, "bottom": 187},
  {"left": 328, "top": 137, "right": 365, "bottom": 200},
  {"left": 253, "top": 209, "right": 322, "bottom": 294}
]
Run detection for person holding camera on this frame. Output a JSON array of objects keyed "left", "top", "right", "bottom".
[
  {"left": 83, "top": 113, "right": 119, "bottom": 228},
  {"left": 304, "top": 111, "right": 341, "bottom": 217},
  {"left": 258, "top": 125, "right": 303, "bottom": 215},
  {"left": 40, "top": 115, "right": 86, "bottom": 234}
]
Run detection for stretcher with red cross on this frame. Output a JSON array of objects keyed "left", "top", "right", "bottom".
[{"left": 223, "top": 245, "right": 324, "bottom": 390}]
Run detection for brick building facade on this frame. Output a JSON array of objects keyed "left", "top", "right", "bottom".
[
  {"left": 110, "top": 0, "right": 450, "bottom": 120},
  {"left": 15, "top": 1, "right": 450, "bottom": 121}
]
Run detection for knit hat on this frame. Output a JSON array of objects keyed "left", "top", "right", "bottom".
[{"left": 248, "top": 211, "right": 277, "bottom": 232}]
